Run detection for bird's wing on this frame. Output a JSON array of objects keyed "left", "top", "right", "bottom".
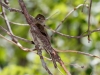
[{"left": 36, "top": 24, "right": 50, "bottom": 42}]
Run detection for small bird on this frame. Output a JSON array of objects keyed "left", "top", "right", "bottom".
[
  {"left": 34, "top": 14, "right": 58, "bottom": 68},
  {"left": 30, "top": 14, "right": 50, "bottom": 44}
]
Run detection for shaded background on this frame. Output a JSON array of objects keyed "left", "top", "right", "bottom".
[{"left": 0, "top": 0, "right": 100, "bottom": 75}]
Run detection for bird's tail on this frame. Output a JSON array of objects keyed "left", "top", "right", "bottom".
[
  {"left": 49, "top": 50, "right": 57, "bottom": 68},
  {"left": 49, "top": 48, "right": 62, "bottom": 68},
  {"left": 45, "top": 47, "right": 63, "bottom": 68}
]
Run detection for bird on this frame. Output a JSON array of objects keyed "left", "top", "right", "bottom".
[{"left": 33, "top": 14, "right": 58, "bottom": 68}]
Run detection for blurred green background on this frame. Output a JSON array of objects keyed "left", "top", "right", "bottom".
[{"left": 0, "top": 0, "right": 100, "bottom": 75}]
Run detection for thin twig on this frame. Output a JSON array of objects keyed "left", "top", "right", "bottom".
[
  {"left": 1, "top": 1, "right": 12, "bottom": 33},
  {"left": 51, "top": 4, "right": 89, "bottom": 37},
  {"left": 0, "top": 26, "right": 33, "bottom": 44},
  {"left": 55, "top": 49, "right": 100, "bottom": 59},
  {"left": 10, "top": 21, "right": 29, "bottom": 26},
  {"left": 0, "top": 14, "right": 29, "bottom": 26},
  {"left": 82, "top": 0, "right": 87, "bottom": 12},
  {"left": 46, "top": 10, "right": 60, "bottom": 20},
  {"left": 87, "top": 0, "right": 92, "bottom": 42},
  {"left": 0, "top": 33, "right": 34, "bottom": 52},
  {"left": 1, "top": 3, "right": 17, "bottom": 43},
  {"left": 45, "top": 25, "right": 100, "bottom": 39},
  {"left": 57, "top": 67, "right": 64, "bottom": 75},
  {"left": 58, "top": 60, "right": 71, "bottom": 75},
  {"left": 0, "top": 1, "right": 22, "bottom": 13},
  {"left": 36, "top": 46, "right": 53, "bottom": 75}
]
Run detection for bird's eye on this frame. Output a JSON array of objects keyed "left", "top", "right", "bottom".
[{"left": 37, "top": 17, "right": 41, "bottom": 20}]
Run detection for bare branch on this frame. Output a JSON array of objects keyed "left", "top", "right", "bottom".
[
  {"left": 0, "top": 26, "right": 33, "bottom": 44},
  {"left": 57, "top": 67, "right": 65, "bottom": 75},
  {"left": 82, "top": 0, "right": 87, "bottom": 12},
  {"left": 1, "top": 3, "right": 18, "bottom": 43},
  {"left": 18, "top": 0, "right": 32, "bottom": 24},
  {"left": 46, "top": 10, "right": 60, "bottom": 20},
  {"left": 45, "top": 25, "right": 100, "bottom": 39},
  {"left": 55, "top": 49, "right": 100, "bottom": 59},
  {"left": 36, "top": 46, "right": 53, "bottom": 75},
  {"left": 0, "top": 14, "right": 29, "bottom": 26},
  {"left": 0, "top": 1, "right": 22, "bottom": 13},
  {"left": 0, "top": 33, "right": 34, "bottom": 52},
  {"left": 87, "top": 0, "right": 92, "bottom": 42},
  {"left": 51, "top": 4, "right": 89, "bottom": 37}
]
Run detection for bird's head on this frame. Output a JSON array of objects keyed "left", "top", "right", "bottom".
[{"left": 35, "top": 14, "right": 45, "bottom": 25}]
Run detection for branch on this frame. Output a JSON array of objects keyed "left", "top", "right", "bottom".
[
  {"left": 0, "top": 14, "right": 29, "bottom": 26},
  {"left": 82, "top": 0, "right": 87, "bottom": 12},
  {"left": 0, "top": 33, "right": 34, "bottom": 52},
  {"left": 55, "top": 49, "right": 100, "bottom": 59},
  {"left": 1, "top": 2, "right": 18, "bottom": 43},
  {"left": 0, "top": 26, "right": 33, "bottom": 44},
  {"left": 87, "top": 0, "right": 92, "bottom": 42},
  {"left": 18, "top": 0, "right": 33, "bottom": 24},
  {"left": 45, "top": 25, "right": 100, "bottom": 39},
  {"left": 51, "top": 4, "right": 89, "bottom": 37},
  {"left": 0, "top": 1, "right": 22, "bottom": 13},
  {"left": 36, "top": 46, "right": 53, "bottom": 75}
]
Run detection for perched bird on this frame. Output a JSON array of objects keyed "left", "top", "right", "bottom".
[{"left": 33, "top": 14, "right": 58, "bottom": 68}]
